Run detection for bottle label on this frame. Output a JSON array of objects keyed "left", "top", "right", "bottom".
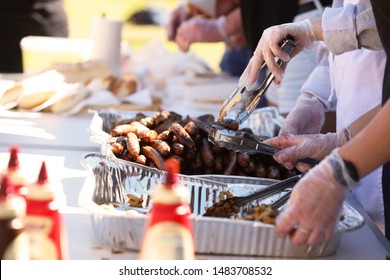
[
  {"left": 24, "top": 216, "right": 57, "bottom": 260},
  {"left": 2, "top": 232, "right": 30, "bottom": 260},
  {"left": 140, "top": 222, "right": 194, "bottom": 260}
]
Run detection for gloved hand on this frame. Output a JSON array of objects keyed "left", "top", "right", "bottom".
[
  {"left": 264, "top": 129, "right": 351, "bottom": 173},
  {"left": 175, "top": 16, "right": 227, "bottom": 52},
  {"left": 279, "top": 92, "right": 326, "bottom": 136},
  {"left": 166, "top": 6, "right": 192, "bottom": 41},
  {"left": 275, "top": 148, "right": 359, "bottom": 246},
  {"left": 238, "top": 19, "right": 316, "bottom": 90}
]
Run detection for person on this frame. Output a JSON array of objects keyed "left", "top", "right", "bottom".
[
  {"left": 166, "top": 0, "right": 252, "bottom": 77},
  {"left": 0, "top": 0, "right": 68, "bottom": 73},
  {"left": 240, "top": 0, "right": 390, "bottom": 245},
  {"left": 264, "top": 0, "right": 334, "bottom": 119}
]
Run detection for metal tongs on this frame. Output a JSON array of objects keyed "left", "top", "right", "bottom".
[
  {"left": 208, "top": 128, "right": 318, "bottom": 165},
  {"left": 217, "top": 36, "right": 297, "bottom": 125},
  {"left": 203, "top": 174, "right": 303, "bottom": 218}
]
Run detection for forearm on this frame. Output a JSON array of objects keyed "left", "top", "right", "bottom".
[
  {"left": 347, "top": 105, "right": 381, "bottom": 137},
  {"left": 216, "top": 0, "right": 239, "bottom": 17},
  {"left": 339, "top": 101, "right": 390, "bottom": 178},
  {"left": 223, "top": 8, "right": 243, "bottom": 37}
]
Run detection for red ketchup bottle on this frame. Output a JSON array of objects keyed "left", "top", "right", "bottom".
[
  {"left": 140, "top": 159, "right": 195, "bottom": 260},
  {"left": 0, "top": 175, "right": 30, "bottom": 259},
  {"left": 24, "top": 161, "right": 67, "bottom": 260},
  {"left": 2, "top": 145, "right": 28, "bottom": 197}
]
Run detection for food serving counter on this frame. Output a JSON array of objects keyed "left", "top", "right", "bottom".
[{"left": 0, "top": 110, "right": 389, "bottom": 260}]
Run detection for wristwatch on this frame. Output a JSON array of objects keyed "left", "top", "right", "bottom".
[{"left": 342, "top": 158, "right": 360, "bottom": 182}]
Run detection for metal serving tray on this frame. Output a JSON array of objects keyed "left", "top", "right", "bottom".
[{"left": 80, "top": 153, "right": 364, "bottom": 258}]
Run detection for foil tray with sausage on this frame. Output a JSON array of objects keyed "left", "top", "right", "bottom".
[{"left": 80, "top": 109, "right": 365, "bottom": 258}]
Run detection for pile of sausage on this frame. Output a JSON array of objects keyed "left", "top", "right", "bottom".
[{"left": 108, "top": 111, "right": 299, "bottom": 180}]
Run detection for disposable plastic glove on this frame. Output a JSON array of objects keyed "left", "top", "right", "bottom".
[
  {"left": 175, "top": 16, "right": 227, "bottom": 52},
  {"left": 238, "top": 19, "right": 316, "bottom": 90},
  {"left": 279, "top": 92, "right": 326, "bottom": 136},
  {"left": 275, "top": 148, "right": 359, "bottom": 246},
  {"left": 264, "top": 129, "right": 351, "bottom": 173},
  {"left": 166, "top": 6, "right": 192, "bottom": 41}
]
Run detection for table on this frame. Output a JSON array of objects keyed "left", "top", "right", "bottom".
[{"left": 1, "top": 111, "right": 389, "bottom": 260}]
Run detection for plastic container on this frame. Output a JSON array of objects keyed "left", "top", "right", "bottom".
[{"left": 20, "top": 36, "right": 93, "bottom": 74}]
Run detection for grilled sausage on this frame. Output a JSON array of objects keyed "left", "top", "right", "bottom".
[
  {"left": 141, "top": 146, "right": 165, "bottom": 170},
  {"left": 171, "top": 142, "right": 184, "bottom": 155},
  {"left": 218, "top": 118, "right": 239, "bottom": 131},
  {"left": 138, "top": 129, "right": 158, "bottom": 144},
  {"left": 111, "top": 142, "right": 124, "bottom": 156},
  {"left": 255, "top": 162, "right": 268, "bottom": 178},
  {"left": 223, "top": 151, "right": 237, "bottom": 175},
  {"left": 135, "top": 154, "right": 147, "bottom": 165},
  {"left": 267, "top": 165, "right": 281, "bottom": 180},
  {"left": 184, "top": 121, "right": 200, "bottom": 137},
  {"left": 126, "top": 132, "right": 140, "bottom": 158},
  {"left": 200, "top": 138, "right": 214, "bottom": 167},
  {"left": 237, "top": 152, "right": 250, "bottom": 168},
  {"left": 169, "top": 123, "right": 195, "bottom": 150},
  {"left": 150, "top": 140, "right": 171, "bottom": 156}
]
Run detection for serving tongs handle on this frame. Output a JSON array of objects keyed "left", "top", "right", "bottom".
[
  {"left": 235, "top": 173, "right": 303, "bottom": 206},
  {"left": 218, "top": 36, "right": 297, "bottom": 125}
]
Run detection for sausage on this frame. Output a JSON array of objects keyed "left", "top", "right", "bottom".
[
  {"left": 139, "top": 116, "right": 154, "bottom": 128},
  {"left": 135, "top": 154, "right": 147, "bottom": 165},
  {"left": 150, "top": 140, "right": 171, "bottom": 156},
  {"left": 246, "top": 160, "right": 256, "bottom": 174},
  {"left": 111, "top": 142, "right": 124, "bottom": 156},
  {"left": 267, "top": 165, "right": 281, "bottom": 180},
  {"left": 138, "top": 129, "right": 158, "bottom": 144},
  {"left": 156, "top": 130, "right": 170, "bottom": 141},
  {"left": 121, "top": 150, "right": 132, "bottom": 161},
  {"left": 218, "top": 118, "right": 239, "bottom": 131},
  {"left": 184, "top": 121, "right": 200, "bottom": 137},
  {"left": 213, "top": 155, "right": 224, "bottom": 173},
  {"left": 126, "top": 132, "right": 140, "bottom": 158},
  {"left": 169, "top": 123, "right": 195, "bottom": 150},
  {"left": 192, "top": 134, "right": 203, "bottom": 145},
  {"left": 110, "top": 124, "right": 133, "bottom": 137},
  {"left": 255, "top": 162, "right": 268, "bottom": 178},
  {"left": 212, "top": 144, "right": 225, "bottom": 154},
  {"left": 191, "top": 118, "right": 213, "bottom": 135},
  {"left": 183, "top": 148, "right": 197, "bottom": 160},
  {"left": 223, "top": 151, "right": 237, "bottom": 175},
  {"left": 200, "top": 138, "right": 214, "bottom": 167},
  {"left": 237, "top": 152, "right": 250, "bottom": 168},
  {"left": 189, "top": 151, "right": 203, "bottom": 171},
  {"left": 129, "top": 121, "right": 149, "bottom": 136},
  {"left": 171, "top": 142, "right": 184, "bottom": 155},
  {"left": 141, "top": 146, "right": 165, "bottom": 170},
  {"left": 116, "top": 136, "right": 127, "bottom": 147},
  {"left": 196, "top": 114, "right": 215, "bottom": 124}
]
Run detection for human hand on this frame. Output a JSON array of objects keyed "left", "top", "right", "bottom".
[
  {"left": 238, "top": 19, "right": 316, "bottom": 89},
  {"left": 279, "top": 92, "right": 326, "bottom": 136},
  {"left": 275, "top": 148, "right": 358, "bottom": 246},
  {"left": 166, "top": 6, "right": 192, "bottom": 41},
  {"left": 264, "top": 129, "right": 350, "bottom": 173},
  {"left": 175, "top": 16, "right": 227, "bottom": 52}
]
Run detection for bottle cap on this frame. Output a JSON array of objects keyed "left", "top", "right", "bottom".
[
  {"left": 8, "top": 145, "right": 20, "bottom": 171},
  {"left": 26, "top": 161, "right": 63, "bottom": 202},
  {"left": 165, "top": 158, "right": 179, "bottom": 189}
]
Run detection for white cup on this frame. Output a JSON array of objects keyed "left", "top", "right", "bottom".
[{"left": 90, "top": 16, "right": 123, "bottom": 77}]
